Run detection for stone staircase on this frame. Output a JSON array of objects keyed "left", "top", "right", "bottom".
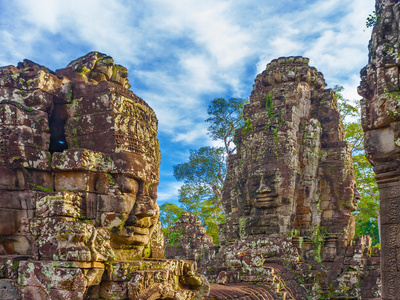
[{"left": 263, "top": 263, "right": 307, "bottom": 300}]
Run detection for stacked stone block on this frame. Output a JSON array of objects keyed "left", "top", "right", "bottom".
[
  {"left": 0, "top": 52, "right": 209, "bottom": 299},
  {"left": 165, "top": 213, "right": 216, "bottom": 270},
  {"left": 220, "top": 56, "right": 358, "bottom": 251},
  {"left": 207, "top": 56, "right": 379, "bottom": 299},
  {"left": 359, "top": 0, "right": 400, "bottom": 298}
]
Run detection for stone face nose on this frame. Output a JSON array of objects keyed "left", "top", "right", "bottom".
[
  {"left": 257, "top": 181, "right": 271, "bottom": 194},
  {"left": 133, "top": 195, "right": 158, "bottom": 218},
  {"left": 354, "top": 189, "right": 361, "bottom": 200}
]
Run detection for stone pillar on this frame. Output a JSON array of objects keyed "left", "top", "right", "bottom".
[
  {"left": 359, "top": 1, "right": 400, "bottom": 299},
  {"left": 206, "top": 57, "right": 379, "bottom": 299}
]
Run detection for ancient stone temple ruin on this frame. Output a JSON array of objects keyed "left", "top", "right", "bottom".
[
  {"left": 164, "top": 213, "right": 216, "bottom": 271},
  {"left": 0, "top": 52, "right": 209, "bottom": 299},
  {"left": 206, "top": 56, "right": 381, "bottom": 299},
  {"left": 359, "top": 0, "right": 400, "bottom": 299},
  {"left": 220, "top": 56, "right": 357, "bottom": 253}
]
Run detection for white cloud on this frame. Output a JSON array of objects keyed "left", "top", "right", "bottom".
[
  {"left": 157, "top": 182, "right": 182, "bottom": 202},
  {"left": 0, "top": 0, "right": 376, "bottom": 202},
  {"left": 173, "top": 124, "right": 209, "bottom": 144},
  {"left": 3, "top": 0, "right": 375, "bottom": 142}
]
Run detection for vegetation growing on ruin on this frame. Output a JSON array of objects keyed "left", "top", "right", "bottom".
[
  {"left": 160, "top": 98, "right": 247, "bottom": 245},
  {"left": 242, "top": 118, "right": 254, "bottom": 134},
  {"left": 334, "top": 85, "right": 380, "bottom": 245},
  {"left": 312, "top": 226, "right": 327, "bottom": 263},
  {"left": 162, "top": 88, "right": 380, "bottom": 247},
  {"left": 366, "top": 11, "right": 380, "bottom": 28},
  {"left": 265, "top": 91, "right": 274, "bottom": 117},
  {"left": 169, "top": 229, "right": 183, "bottom": 248}
]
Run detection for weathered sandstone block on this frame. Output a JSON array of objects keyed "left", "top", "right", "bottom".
[
  {"left": 359, "top": 1, "right": 400, "bottom": 298},
  {"left": 0, "top": 52, "right": 209, "bottom": 299},
  {"left": 207, "top": 56, "right": 380, "bottom": 299},
  {"left": 165, "top": 213, "right": 216, "bottom": 270}
]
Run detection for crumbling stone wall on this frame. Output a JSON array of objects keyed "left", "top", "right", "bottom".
[
  {"left": 207, "top": 57, "right": 380, "bottom": 299},
  {"left": 0, "top": 52, "right": 209, "bottom": 299},
  {"left": 359, "top": 1, "right": 400, "bottom": 299},
  {"left": 165, "top": 213, "right": 216, "bottom": 270}
]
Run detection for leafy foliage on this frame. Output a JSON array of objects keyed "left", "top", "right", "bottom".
[
  {"left": 172, "top": 146, "right": 226, "bottom": 244},
  {"left": 173, "top": 146, "right": 226, "bottom": 212},
  {"left": 206, "top": 98, "right": 248, "bottom": 154},
  {"left": 173, "top": 147, "right": 226, "bottom": 200},
  {"left": 334, "top": 86, "right": 380, "bottom": 245},
  {"left": 334, "top": 85, "right": 359, "bottom": 121},
  {"left": 178, "top": 183, "right": 225, "bottom": 244},
  {"left": 159, "top": 202, "right": 186, "bottom": 236},
  {"left": 169, "top": 230, "right": 183, "bottom": 247},
  {"left": 353, "top": 155, "right": 380, "bottom": 244},
  {"left": 366, "top": 11, "right": 380, "bottom": 28},
  {"left": 161, "top": 98, "right": 246, "bottom": 245}
]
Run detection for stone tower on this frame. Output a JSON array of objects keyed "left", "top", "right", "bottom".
[
  {"left": 220, "top": 56, "right": 358, "bottom": 255},
  {"left": 206, "top": 57, "right": 381, "bottom": 300},
  {"left": 359, "top": 0, "right": 400, "bottom": 298},
  {"left": 165, "top": 213, "right": 216, "bottom": 270},
  {"left": 0, "top": 52, "right": 209, "bottom": 299}
]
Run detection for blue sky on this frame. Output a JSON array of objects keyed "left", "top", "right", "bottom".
[{"left": 0, "top": 0, "right": 374, "bottom": 206}]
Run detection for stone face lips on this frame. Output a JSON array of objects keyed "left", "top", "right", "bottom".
[
  {"left": 359, "top": 1, "right": 400, "bottom": 299},
  {"left": 0, "top": 52, "right": 209, "bottom": 299}
]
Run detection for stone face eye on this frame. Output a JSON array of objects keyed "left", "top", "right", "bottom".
[
  {"left": 148, "top": 184, "right": 158, "bottom": 200},
  {"left": 119, "top": 176, "right": 139, "bottom": 194}
]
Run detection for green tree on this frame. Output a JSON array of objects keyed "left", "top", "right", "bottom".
[
  {"left": 173, "top": 146, "right": 226, "bottom": 213},
  {"left": 334, "top": 85, "right": 359, "bottom": 121},
  {"left": 172, "top": 146, "right": 227, "bottom": 245},
  {"left": 334, "top": 86, "right": 380, "bottom": 245},
  {"left": 352, "top": 153, "right": 380, "bottom": 244},
  {"left": 159, "top": 202, "right": 187, "bottom": 236},
  {"left": 160, "top": 98, "right": 246, "bottom": 245},
  {"left": 206, "top": 97, "right": 248, "bottom": 154}
]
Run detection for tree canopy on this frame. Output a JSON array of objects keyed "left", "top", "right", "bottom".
[
  {"left": 206, "top": 97, "right": 248, "bottom": 154},
  {"left": 160, "top": 98, "right": 247, "bottom": 245},
  {"left": 173, "top": 146, "right": 226, "bottom": 213},
  {"left": 159, "top": 202, "right": 187, "bottom": 236}
]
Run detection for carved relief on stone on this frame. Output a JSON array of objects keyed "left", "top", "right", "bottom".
[
  {"left": 0, "top": 52, "right": 209, "bottom": 299},
  {"left": 206, "top": 56, "right": 379, "bottom": 299},
  {"left": 359, "top": 1, "right": 400, "bottom": 298},
  {"left": 220, "top": 56, "right": 358, "bottom": 250},
  {"left": 165, "top": 213, "right": 216, "bottom": 269}
]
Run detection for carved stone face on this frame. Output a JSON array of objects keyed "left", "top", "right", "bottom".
[
  {"left": 342, "top": 172, "right": 360, "bottom": 211},
  {"left": 246, "top": 173, "right": 281, "bottom": 210},
  {"left": 245, "top": 172, "right": 283, "bottom": 211},
  {"left": 109, "top": 175, "right": 159, "bottom": 249}
]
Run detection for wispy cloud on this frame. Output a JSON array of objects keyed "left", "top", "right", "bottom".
[
  {"left": 0, "top": 0, "right": 375, "bottom": 202},
  {"left": 157, "top": 182, "right": 182, "bottom": 202}
]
